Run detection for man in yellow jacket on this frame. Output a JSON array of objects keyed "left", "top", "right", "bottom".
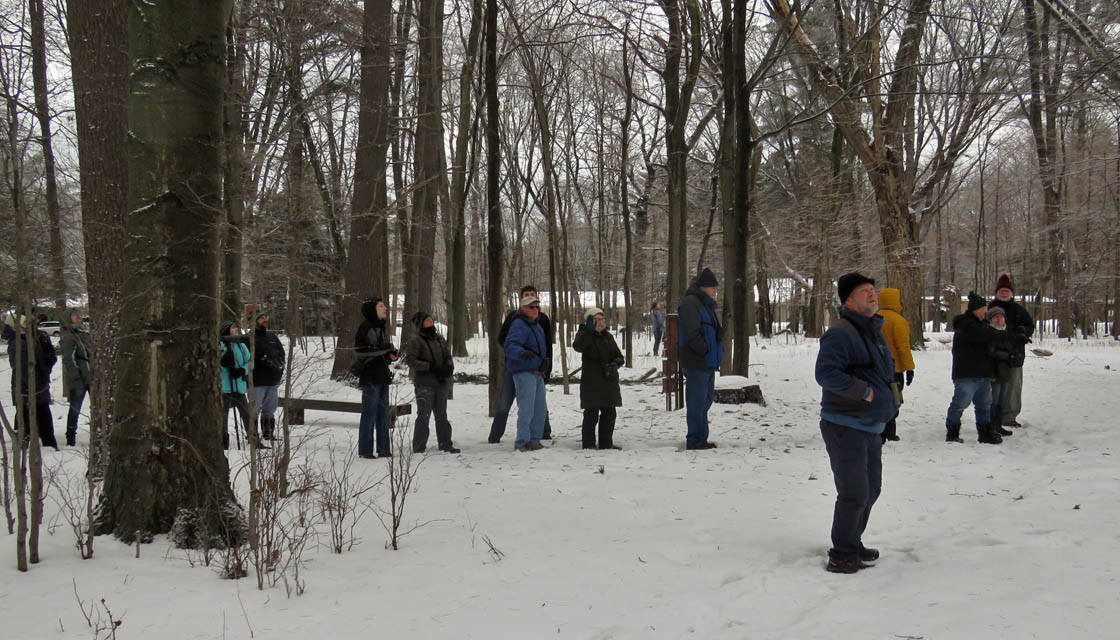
[{"left": 877, "top": 288, "right": 915, "bottom": 442}]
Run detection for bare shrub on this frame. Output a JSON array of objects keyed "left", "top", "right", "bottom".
[{"left": 318, "top": 438, "right": 381, "bottom": 553}]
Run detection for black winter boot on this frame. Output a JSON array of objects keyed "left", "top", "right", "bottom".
[
  {"left": 993, "top": 424, "right": 1013, "bottom": 436},
  {"left": 945, "top": 424, "right": 963, "bottom": 443},
  {"left": 977, "top": 424, "right": 1002, "bottom": 444}
]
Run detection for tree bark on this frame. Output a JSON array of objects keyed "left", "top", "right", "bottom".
[
  {"left": 29, "top": 0, "right": 66, "bottom": 313},
  {"left": 97, "top": 0, "right": 242, "bottom": 546},
  {"left": 221, "top": 5, "right": 246, "bottom": 320},
  {"left": 333, "top": 0, "right": 392, "bottom": 379},
  {"left": 66, "top": 0, "right": 128, "bottom": 477},
  {"left": 484, "top": 0, "right": 504, "bottom": 414}
]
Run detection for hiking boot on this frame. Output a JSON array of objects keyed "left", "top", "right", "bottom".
[
  {"left": 993, "top": 424, "right": 1013, "bottom": 436},
  {"left": 378, "top": 451, "right": 393, "bottom": 458},
  {"left": 527, "top": 442, "right": 544, "bottom": 451},
  {"left": 977, "top": 424, "right": 1002, "bottom": 444},
  {"left": 945, "top": 424, "right": 963, "bottom": 443},
  {"left": 439, "top": 443, "right": 461, "bottom": 454},
  {"left": 826, "top": 557, "right": 872, "bottom": 574},
  {"left": 1003, "top": 421, "right": 1022, "bottom": 428},
  {"left": 858, "top": 546, "right": 880, "bottom": 562},
  {"left": 359, "top": 453, "right": 376, "bottom": 459},
  {"left": 514, "top": 445, "right": 532, "bottom": 452},
  {"left": 686, "top": 442, "right": 717, "bottom": 450},
  {"left": 599, "top": 444, "right": 622, "bottom": 450}
]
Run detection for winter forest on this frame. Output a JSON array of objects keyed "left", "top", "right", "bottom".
[{"left": 1, "top": 0, "right": 1119, "bottom": 637}]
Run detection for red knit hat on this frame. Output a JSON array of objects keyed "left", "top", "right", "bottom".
[{"left": 995, "top": 273, "right": 1014, "bottom": 294}]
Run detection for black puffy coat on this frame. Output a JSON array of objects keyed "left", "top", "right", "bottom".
[
  {"left": 573, "top": 326, "right": 623, "bottom": 409},
  {"left": 59, "top": 309, "right": 92, "bottom": 391},
  {"left": 3, "top": 324, "right": 56, "bottom": 404},
  {"left": 988, "top": 298, "right": 1033, "bottom": 367},
  {"left": 251, "top": 313, "right": 285, "bottom": 387},
  {"left": 404, "top": 327, "right": 453, "bottom": 386},
  {"left": 355, "top": 300, "right": 397, "bottom": 386},
  {"left": 951, "top": 312, "right": 1016, "bottom": 380}
]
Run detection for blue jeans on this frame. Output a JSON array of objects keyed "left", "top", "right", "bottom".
[
  {"left": 253, "top": 384, "right": 279, "bottom": 419},
  {"left": 512, "top": 371, "right": 547, "bottom": 448},
  {"left": 67, "top": 386, "right": 87, "bottom": 434},
  {"left": 359, "top": 383, "right": 390, "bottom": 456},
  {"left": 820, "top": 420, "right": 882, "bottom": 557},
  {"left": 489, "top": 366, "right": 551, "bottom": 442},
  {"left": 653, "top": 328, "right": 664, "bottom": 355},
  {"left": 946, "top": 377, "right": 992, "bottom": 427},
  {"left": 683, "top": 368, "right": 715, "bottom": 448}
]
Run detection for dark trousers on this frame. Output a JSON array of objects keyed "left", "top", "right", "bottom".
[
  {"left": 222, "top": 392, "right": 251, "bottom": 450},
  {"left": 581, "top": 406, "right": 617, "bottom": 449},
  {"left": 414, "top": 383, "right": 453, "bottom": 452},
  {"left": 653, "top": 328, "right": 664, "bottom": 355},
  {"left": 820, "top": 420, "right": 882, "bottom": 558},
  {"left": 67, "top": 385, "right": 87, "bottom": 444},
  {"left": 488, "top": 366, "right": 551, "bottom": 442},
  {"left": 15, "top": 398, "right": 57, "bottom": 449}
]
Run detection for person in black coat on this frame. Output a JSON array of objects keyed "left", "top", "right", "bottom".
[
  {"left": 487, "top": 284, "right": 554, "bottom": 443},
  {"left": 250, "top": 310, "right": 285, "bottom": 440},
  {"left": 404, "top": 312, "right": 460, "bottom": 454},
  {"left": 3, "top": 315, "right": 59, "bottom": 449},
  {"left": 573, "top": 307, "right": 624, "bottom": 450},
  {"left": 354, "top": 298, "right": 398, "bottom": 458},
  {"left": 59, "top": 309, "right": 92, "bottom": 446},
  {"left": 945, "top": 292, "right": 1024, "bottom": 444},
  {"left": 988, "top": 273, "right": 1033, "bottom": 428}
]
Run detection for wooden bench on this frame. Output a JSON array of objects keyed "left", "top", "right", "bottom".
[{"left": 279, "top": 397, "right": 411, "bottom": 426}]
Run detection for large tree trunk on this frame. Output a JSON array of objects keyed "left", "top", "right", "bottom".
[
  {"left": 447, "top": 0, "right": 483, "bottom": 357},
  {"left": 221, "top": 5, "right": 246, "bottom": 320},
  {"left": 403, "top": 0, "right": 444, "bottom": 345},
  {"left": 333, "top": 0, "right": 392, "bottom": 379},
  {"left": 67, "top": 0, "right": 128, "bottom": 476},
  {"left": 484, "top": 0, "right": 504, "bottom": 414},
  {"left": 97, "top": 0, "right": 242, "bottom": 546},
  {"left": 29, "top": 0, "right": 66, "bottom": 313},
  {"left": 659, "top": 0, "right": 702, "bottom": 308}
]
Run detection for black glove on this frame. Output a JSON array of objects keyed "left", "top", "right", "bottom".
[
  {"left": 605, "top": 363, "right": 620, "bottom": 378},
  {"left": 436, "top": 363, "right": 454, "bottom": 379},
  {"left": 232, "top": 367, "right": 246, "bottom": 380},
  {"left": 905, "top": 370, "right": 914, "bottom": 386},
  {"left": 586, "top": 316, "right": 596, "bottom": 332},
  {"left": 520, "top": 351, "right": 535, "bottom": 360}
]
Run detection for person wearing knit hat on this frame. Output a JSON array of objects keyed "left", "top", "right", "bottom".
[
  {"left": 944, "top": 291, "right": 1025, "bottom": 445},
  {"left": 988, "top": 274, "right": 1033, "bottom": 428},
  {"left": 677, "top": 268, "right": 724, "bottom": 450},
  {"left": 404, "top": 312, "right": 460, "bottom": 454},
  {"left": 876, "top": 288, "right": 915, "bottom": 444},
  {"left": 573, "top": 307, "right": 625, "bottom": 450},
  {"left": 814, "top": 273, "right": 894, "bottom": 573}
]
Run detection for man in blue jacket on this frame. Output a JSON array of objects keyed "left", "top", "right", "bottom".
[
  {"left": 814, "top": 273, "right": 896, "bottom": 573},
  {"left": 504, "top": 294, "right": 549, "bottom": 452},
  {"left": 677, "top": 268, "right": 723, "bottom": 450}
]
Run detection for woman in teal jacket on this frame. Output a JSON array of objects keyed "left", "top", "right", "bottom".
[{"left": 220, "top": 320, "right": 253, "bottom": 450}]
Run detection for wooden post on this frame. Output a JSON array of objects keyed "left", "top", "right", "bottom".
[{"left": 663, "top": 313, "right": 683, "bottom": 411}]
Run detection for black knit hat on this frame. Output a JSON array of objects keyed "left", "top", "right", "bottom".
[
  {"left": 966, "top": 291, "right": 987, "bottom": 312},
  {"left": 837, "top": 272, "right": 875, "bottom": 303},
  {"left": 411, "top": 311, "right": 431, "bottom": 329},
  {"left": 695, "top": 268, "right": 719, "bottom": 288}
]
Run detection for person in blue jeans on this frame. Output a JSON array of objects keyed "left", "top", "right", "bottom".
[
  {"left": 945, "top": 292, "right": 1022, "bottom": 444},
  {"left": 650, "top": 302, "right": 665, "bottom": 356},
  {"left": 815, "top": 273, "right": 896, "bottom": 573},
  {"left": 354, "top": 298, "right": 399, "bottom": 458},
  {"left": 504, "top": 294, "right": 549, "bottom": 452},
  {"left": 677, "top": 268, "right": 723, "bottom": 450},
  {"left": 59, "top": 309, "right": 92, "bottom": 447},
  {"left": 488, "top": 285, "right": 553, "bottom": 443}
]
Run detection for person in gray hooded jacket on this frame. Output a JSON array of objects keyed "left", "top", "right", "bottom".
[{"left": 59, "top": 309, "right": 92, "bottom": 446}]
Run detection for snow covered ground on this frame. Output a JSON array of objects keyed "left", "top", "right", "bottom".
[{"left": 1, "top": 330, "right": 1118, "bottom": 639}]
